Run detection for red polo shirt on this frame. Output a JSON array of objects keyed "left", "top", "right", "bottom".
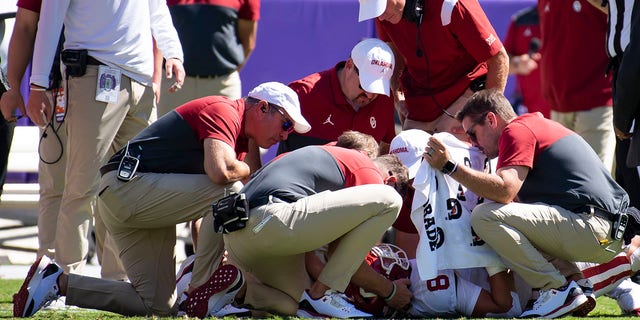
[
  {"left": 17, "top": 0, "right": 40, "bottom": 11},
  {"left": 376, "top": 0, "right": 503, "bottom": 122},
  {"left": 176, "top": 96, "right": 249, "bottom": 161},
  {"left": 288, "top": 61, "right": 396, "bottom": 144},
  {"left": 538, "top": 0, "right": 612, "bottom": 112}
]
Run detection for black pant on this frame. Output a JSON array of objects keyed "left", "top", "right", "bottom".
[{"left": 615, "top": 138, "right": 640, "bottom": 208}]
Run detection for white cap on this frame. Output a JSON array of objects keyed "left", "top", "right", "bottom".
[
  {"left": 248, "top": 82, "right": 312, "bottom": 133},
  {"left": 389, "top": 129, "right": 431, "bottom": 179},
  {"left": 358, "top": 0, "right": 387, "bottom": 22},
  {"left": 351, "top": 38, "right": 395, "bottom": 96}
]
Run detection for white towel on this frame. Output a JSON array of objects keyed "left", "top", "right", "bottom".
[{"left": 411, "top": 132, "right": 503, "bottom": 280}]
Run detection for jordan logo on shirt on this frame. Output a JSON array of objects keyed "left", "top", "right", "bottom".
[{"left": 323, "top": 114, "right": 335, "bottom": 126}]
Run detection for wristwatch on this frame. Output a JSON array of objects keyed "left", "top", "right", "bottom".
[{"left": 441, "top": 160, "right": 458, "bottom": 175}]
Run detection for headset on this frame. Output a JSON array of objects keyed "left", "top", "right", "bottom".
[
  {"left": 403, "top": 0, "right": 424, "bottom": 26},
  {"left": 404, "top": 0, "right": 458, "bottom": 120}
]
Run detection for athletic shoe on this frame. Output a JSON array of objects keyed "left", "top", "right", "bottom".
[
  {"left": 572, "top": 278, "right": 596, "bottom": 316},
  {"left": 520, "top": 281, "right": 588, "bottom": 318},
  {"left": 42, "top": 296, "right": 77, "bottom": 311},
  {"left": 184, "top": 264, "right": 244, "bottom": 319},
  {"left": 175, "top": 254, "right": 195, "bottom": 305},
  {"left": 210, "top": 303, "right": 252, "bottom": 317},
  {"left": 13, "top": 256, "right": 63, "bottom": 317},
  {"left": 297, "top": 290, "right": 372, "bottom": 318}
]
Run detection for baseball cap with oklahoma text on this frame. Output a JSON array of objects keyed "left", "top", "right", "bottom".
[
  {"left": 248, "top": 82, "right": 312, "bottom": 133},
  {"left": 351, "top": 38, "right": 395, "bottom": 96},
  {"left": 389, "top": 129, "right": 431, "bottom": 179},
  {"left": 358, "top": 0, "right": 387, "bottom": 22}
]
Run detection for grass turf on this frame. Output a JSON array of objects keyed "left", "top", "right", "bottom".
[{"left": 0, "top": 278, "right": 631, "bottom": 319}]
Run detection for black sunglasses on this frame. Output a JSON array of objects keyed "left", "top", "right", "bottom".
[{"left": 274, "top": 106, "right": 295, "bottom": 133}]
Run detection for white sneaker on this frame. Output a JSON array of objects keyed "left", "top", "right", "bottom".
[
  {"left": 520, "top": 281, "right": 588, "bottom": 318},
  {"left": 13, "top": 256, "right": 63, "bottom": 317},
  {"left": 184, "top": 264, "right": 244, "bottom": 319},
  {"left": 297, "top": 290, "right": 372, "bottom": 318},
  {"left": 210, "top": 303, "right": 252, "bottom": 317}
]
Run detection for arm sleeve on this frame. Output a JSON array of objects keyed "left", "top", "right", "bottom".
[
  {"left": 30, "top": 0, "right": 68, "bottom": 87},
  {"left": 149, "top": 0, "right": 183, "bottom": 61},
  {"left": 239, "top": 0, "right": 260, "bottom": 20},
  {"left": 449, "top": 0, "right": 504, "bottom": 63}
]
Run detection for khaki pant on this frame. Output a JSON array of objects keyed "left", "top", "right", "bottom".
[
  {"left": 471, "top": 202, "right": 620, "bottom": 290},
  {"left": 37, "top": 111, "right": 68, "bottom": 260},
  {"left": 53, "top": 65, "right": 154, "bottom": 274},
  {"left": 158, "top": 71, "right": 241, "bottom": 117},
  {"left": 69, "top": 171, "right": 240, "bottom": 316},
  {"left": 225, "top": 185, "right": 402, "bottom": 315},
  {"left": 551, "top": 106, "right": 615, "bottom": 172}
]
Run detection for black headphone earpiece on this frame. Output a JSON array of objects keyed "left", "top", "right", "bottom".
[{"left": 403, "top": 0, "right": 424, "bottom": 25}]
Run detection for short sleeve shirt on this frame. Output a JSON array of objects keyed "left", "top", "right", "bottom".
[
  {"left": 242, "top": 145, "right": 383, "bottom": 203},
  {"left": 107, "top": 96, "right": 248, "bottom": 174},
  {"left": 537, "top": 0, "right": 612, "bottom": 112},
  {"left": 376, "top": 0, "right": 503, "bottom": 122},
  {"left": 279, "top": 62, "right": 396, "bottom": 154},
  {"left": 498, "top": 113, "right": 628, "bottom": 212},
  {"left": 17, "top": 0, "right": 40, "bottom": 12}
]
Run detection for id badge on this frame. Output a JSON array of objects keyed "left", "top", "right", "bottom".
[
  {"left": 52, "top": 87, "right": 66, "bottom": 123},
  {"left": 95, "top": 65, "right": 121, "bottom": 103}
]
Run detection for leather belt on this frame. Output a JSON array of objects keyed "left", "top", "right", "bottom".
[
  {"left": 100, "top": 162, "right": 119, "bottom": 176},
  {"left": 572, "top": 205, "right": 616, "bottom": 221},
  {"left": 87, "top": 56, "right": 105, "bottom": 66}
]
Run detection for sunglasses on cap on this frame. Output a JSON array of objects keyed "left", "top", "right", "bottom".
[{"left": 274, "top": 106, "right": 295, "bottom": 133}]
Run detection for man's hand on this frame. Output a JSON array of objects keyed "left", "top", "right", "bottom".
[
  {"left": 0, "top": 89, "right": 26, "bottom": 121},
  {"left": 393, "top": 90, "right": 408, "bottom": 125},
  {"left": 509, "top": 53, "right": 540, "bottom": 76},
  {"left": 615, "top": 126, "right": 633, "bottom": 140},
  {"left": 26, "top": 90, "right": 51, "bottom": 128},
  {"left": 165, "top": 57, "right": 185, "bottom": 93},
  {"left": 386, "top": 278, "right": 412, "bottom": 310}
]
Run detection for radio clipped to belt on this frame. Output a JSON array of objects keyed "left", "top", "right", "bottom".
[
  {"left": 613, "top": 212, "right": 629, "bottom": 241},
  {"left": 116, "top": 142, "right": 139, "bottom": 182},
  {"left": 61, "top": 49, "right": 88, "bottom": 77},
  {"left": 213, "top": 193, "right": 249, "bottom": 234}
]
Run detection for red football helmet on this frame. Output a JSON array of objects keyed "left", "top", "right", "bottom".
[{"left": 345, "top": 243, "right": 411, "bottom": 316}]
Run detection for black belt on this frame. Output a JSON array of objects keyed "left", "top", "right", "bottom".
[
  {"left": 572, "top": 205, "right": 616, "bottom": 221},
  {"left": 100, "top": 162, "right": 119, "bottom": 176},
  {"left": 248, "top": 196, "right": 291, "bottom": 209},
  {"left": 87, "top": 56, "right": 105, "bottom": 66}
]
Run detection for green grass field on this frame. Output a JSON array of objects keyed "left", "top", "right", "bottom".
[{"left": 0, "top": 278, "right": 631, "bottom": 319}]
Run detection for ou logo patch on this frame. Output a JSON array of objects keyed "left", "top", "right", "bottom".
[{"left": 370, "top": 116, "right": 377, "bottom": 128}]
